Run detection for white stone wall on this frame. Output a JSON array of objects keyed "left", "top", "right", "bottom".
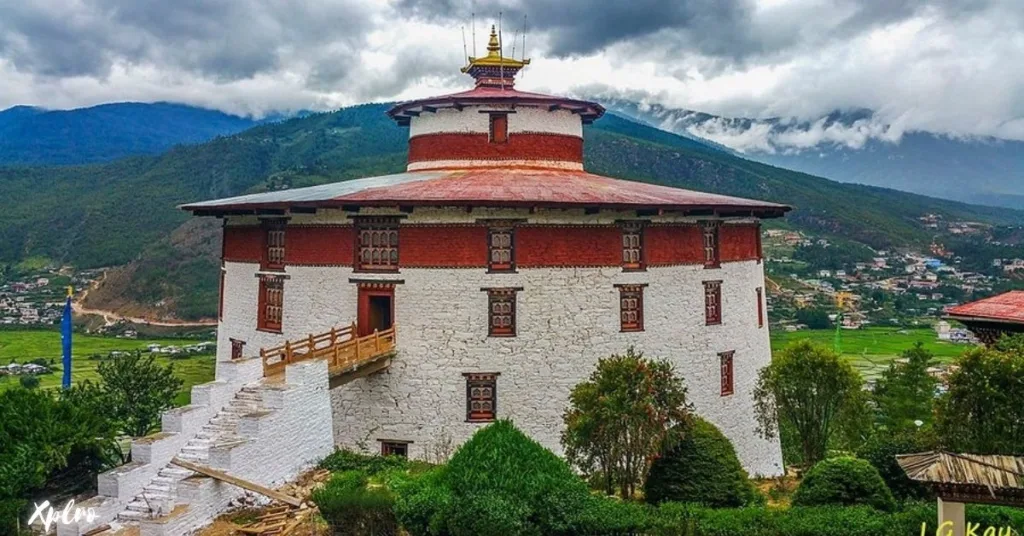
[
  {"left": 408, "top": 105, "right": 583, "bottom": 138},
  {"left": 217, "top": 210, "right": 782, "bottom": 476}
]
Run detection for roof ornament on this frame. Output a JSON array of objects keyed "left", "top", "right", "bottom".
[{"left": 461, "top": 24, "right": 530, "bottom": 88}]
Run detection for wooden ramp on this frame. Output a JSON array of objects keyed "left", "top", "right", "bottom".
[{"left": 260, "top": 323, "right": 396, "bottom": 382}]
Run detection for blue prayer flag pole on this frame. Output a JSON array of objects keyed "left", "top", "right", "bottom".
[{"left": 61, "top": 286, "right": 73, "bottom": 389}]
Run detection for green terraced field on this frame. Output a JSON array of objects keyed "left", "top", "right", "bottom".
[
  {"left": 771, "top": 327, "right": 976, "bottom": 381},
  {"left": 0, "top": 329, "right": 215, "bottom": 405}
]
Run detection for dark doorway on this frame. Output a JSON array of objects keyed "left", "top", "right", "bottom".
[
  {"left": 369, "top": 295, "right": 393, "bottom": 333},
  {"left": 358, "top": 285, "right": 395, "bottom": 336}
]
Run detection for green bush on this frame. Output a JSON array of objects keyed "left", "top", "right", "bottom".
[
  {"left": 792, "top": 457, "right": 896, "bottom": 511},
  {"left": 319, "top": 449, "right": 408, "bottom": 476},
  {"left": 312, "top": 471, "right": 398, "bottom": 536},
  {"left": 18, "top": 375, "right": 39, "bottom": 389},
  {"left": 855, "top": 431, "right": 935, "bottom": 502},
  {"left": 395, "top": 420, "right": 604, "bottom": 535},
  {"left": 644, "top": 418, "right": 760, "bottom": 507}
]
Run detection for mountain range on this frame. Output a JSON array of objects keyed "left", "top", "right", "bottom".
[
  {"left": 605, "top": 101, "right": 1024, "bottom": 210},
  {"left": 1, "top": 101, "right": 1022, "bottom": 319}
]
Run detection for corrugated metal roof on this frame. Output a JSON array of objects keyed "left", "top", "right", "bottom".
[
  {"left": 180, "top": 168, "right": 790, "bottom": 216},
  {"left": 947, "top": 291, "right": 1024, "bottom": 325}
]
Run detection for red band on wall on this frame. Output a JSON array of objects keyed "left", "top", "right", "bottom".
[{"left": 408, "top": 133, "right": 583, "bottom": 165}]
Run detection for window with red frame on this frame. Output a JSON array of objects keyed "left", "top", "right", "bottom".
[
  {"left": 230, "top": 338, "right": 245, "bottom": 360},
  {"left": 621, "top": 222, "right": 644, "bottom": 270},
  {"left": 488, "top": 227, "right": 515, "bottom": 272},
  {"left": 704, "top": 280, "right": 722, "bottom": 325},
  {"left": 357, "top": 218, "right": 400, "bottom": 271},
  {"left": 618, "top": 285, "right": 644, "bottom": 332},
  {"left": 264, "top": 222, "right": 285, "bottom": 270},
  {"left": 487, "top": 289, "right": 517, "bottom": 337},
  {"left": 756, "top": 287, "right": 764, "bottom": 328},
  {"left": 380, "top": 441, "right": 410, "bottom": 457},
  {"left": 720, "top": 351, "right": 735, "bottom": 396},
  {"left": 258, "top": 277, "right": 284, "bottom": 332},
  {"left": 465, "top": 373, "right": 498, "bottom": 421},
  {"left": 702, "top": 221, "right": 720, "bottom": 268}
]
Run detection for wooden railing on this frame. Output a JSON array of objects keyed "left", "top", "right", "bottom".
[{"left": 261, "top": 322, "right": 397, "bottom": 377}]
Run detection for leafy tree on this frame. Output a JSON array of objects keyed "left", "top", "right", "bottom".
[
  {"left": 89, "top": 351, "right": 183, "bottom": 439},
  {"left": 644, "top": 417, "right": 760, "bottom": 507},
  {"left": 872, "top": 343, "right": 938, "bottom": 433},
  {"left": 19, "top": 374, "right": 39, "bottom": 389},
  {"left": 562, "top": 347, "right": 692, "bottom": 498},
  {"left": 754, "top": 341, "right": 866, "bottom": 465},
  {"left": 856, "top": 430, "right": 936, "bottom": 502},
  {"left": 935, "top": 335, "right": 1024, "bottom": 455},
  {"left": 792, "top": 456, "right": 896, "bottom": 511},
  {"left": 796, "top": 308, "right": 832, "bottom": 329}
]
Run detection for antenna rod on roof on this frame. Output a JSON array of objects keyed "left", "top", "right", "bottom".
[
  {"left": 471, "top": 9, "right": 476, "bottom": 58},
  {"left": 522, "top": 15, "right": 528, "bottom": 74},
  {"left": 462, "top": 25, "right": 468, "bottom": 64},
  {"left": 498, "top": 11, "right": 504, "bottom": 90}
]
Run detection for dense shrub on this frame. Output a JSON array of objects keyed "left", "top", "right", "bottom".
[
  {"left": 313, "top": 470, "right": 398, "bottom": 536},
  {"left": 644, "top": 418, "right": 760, "bottom": 507},
  {"left": 395, "top": 420, "right": 608, "bottom": 535},
  {"left": 855, "top": 431, "right": 935, "bottom": 502},
  {"left": 319, "top": 449, "right": 409, "bottom": 476},
  {"left": 18, "top": 375, "right": 39, "bottom": 389},
  {"left": 792, "top": 457, "right": 896, "bottom": 511}
]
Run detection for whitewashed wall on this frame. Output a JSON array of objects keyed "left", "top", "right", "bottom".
[
  {"left": 217, "top": 210, "right": 782, "bottom": 477},
  {"left": 408, "top": 105, "right": 583, "bottom": 138}
]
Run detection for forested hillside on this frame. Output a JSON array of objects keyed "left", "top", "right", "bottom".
[{"left": 2, "top": 103, "right": 1022, "bottom": 319}]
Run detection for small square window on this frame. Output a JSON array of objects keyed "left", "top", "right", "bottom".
[
  {"left": 617, "top": 285, "right": 645, "bottom": 332},
  {"left": 489, "top": 113, "right": 508, "bottom": 143},
  {"left": 380, "top": 441, "right": 410, "bottom": 457},
  {"left": 720, "top": 351, "right": 735, "bottom": 396},
  {"left": 621, "top": 222, "right": 644, "bottom": 270},
  {"left": 357, "top": 218, "right": 400, "bottom": 272},
  {"left": 465, "top": 373, "right": 498, "bottom": 421},
  {"left": 486, "top": 289, "right": 518, "bottom": 337},
  {"left": 230, "top": 338, "right": 245, "bottom": 360},
  {"left": 704, "top": 280, "right": 722, "bottom": 326},
  {"left": 488, "top": 227, "right": 515, "bottom": 272},
  {"left": 702, "top": 221, "right": 720, "bottom": 268}
]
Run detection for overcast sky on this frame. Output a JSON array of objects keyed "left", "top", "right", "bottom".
[{"left": 2, "top": 0, "right": 1024, "bottom": 149}]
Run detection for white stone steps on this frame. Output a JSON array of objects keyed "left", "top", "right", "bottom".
[
  {"left": 117, "top": 510, "right": 150, "bottom": 522},
  {"left": 125, "top": 501, "right": 153, "bottom": 513}
]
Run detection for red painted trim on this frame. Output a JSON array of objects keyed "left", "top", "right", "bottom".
[
  {"left": 223, "top": 226, "right": 263, "bottom": 263},
  {"left": 721, "top": 224, "right": 760, "bottom": 262},
  {"left": 401, "top": 225, "right": 488, "bottom": 268},
  {"left": 286, "top": 225, "right": 354, "bottom": 266},
  {"left": 357, "top": 286, "right": 395, "bottom": 337},
  {"left": 516, "top": 225, "right": 621, "bottom": 267},
  {"left": 408, "top": 132, "right": 583, "bottom": 165}
]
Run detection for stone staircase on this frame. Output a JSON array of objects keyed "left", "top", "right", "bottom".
[{"left": 118, "top": 385, "right": 265, "bottom": 522}]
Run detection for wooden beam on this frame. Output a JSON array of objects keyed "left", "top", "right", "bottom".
[{"left": 171, "top": 458, "right": 303, "bottom": 507}]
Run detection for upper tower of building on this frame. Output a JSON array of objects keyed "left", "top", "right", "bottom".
[{"left": 388, "top": 25, "right": 604, "bottom": 172}]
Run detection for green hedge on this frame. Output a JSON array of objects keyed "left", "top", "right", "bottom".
[
  {"left": 312, "top": 470, "right": 398, "bottom": 536},
  {"left": 318, "top": 449, "right": 409, "bottom": 476},
  {"left": 792, "top": 457, "right": 896, "bottom": 511},
  {"left": 855, "top": 431, "right": 935, "bottom": 502},
  {"left": 645, "top": 418, "right": 761, "bottom": 507}
]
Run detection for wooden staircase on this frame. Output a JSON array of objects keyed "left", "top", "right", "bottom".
[{"left": 260, "top": 323, "right": 396, "bottom": 381}]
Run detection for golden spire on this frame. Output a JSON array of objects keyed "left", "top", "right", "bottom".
[
  {"left": 486, "top": 25, "right": 501, "bottom": 56},
  {"left": 462, "top": 23, "right": 530, "bottom": 75}
]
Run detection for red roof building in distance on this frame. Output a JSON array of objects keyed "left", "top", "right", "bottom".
[
  {"left": 154, "top": 26, "right": 793, "bottom": 525},
  {"left": 946, "top": 291, "right": 1024, "bottom": 345}
]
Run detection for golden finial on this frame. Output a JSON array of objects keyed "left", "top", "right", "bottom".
[
  {"left": 462, "top": 23, "right": 530, "bottom": 76},
  {"left": 486, "top": 25, "right": 501, "bottom": 55}
]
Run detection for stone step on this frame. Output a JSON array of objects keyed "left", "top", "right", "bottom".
[
  {"left": 139, "top": 491, "right": 172, "bottom": 501},
  {"left": 235, "top": 391, "right": 261, "bottom": 401},
  {"left": 210, "top": 416, "right": 240, "bottom": 426},
  {"left": 117, "top": 509, "right": 151, "bottom": 522},
  {"left": 159, "top": 467, "right": 193, "bottom": 478},
  {"left": 152, "top": 476, "right": 177, "bottom": 485},
  {"left": 145, "top": 483, "right": 173, "bottom": 493},
  {"left": 126, "top": 501, "right": 154, "bottom": 513}
]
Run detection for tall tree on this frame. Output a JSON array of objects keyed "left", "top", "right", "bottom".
[
  {"left": 936, "top": 335, "right": 1024, "bottom": 455},
  {"left": 93, "top": 351, "right": 183, "bottom": 439},
  {"left": 753, "top": 340, "right": 865, "bottom": 465},
  {"left": 872, "top": 342, "right": 938, "bottom": 433},
  {"left": 561, "top": 347, "right": 692, "bottom": 498}
]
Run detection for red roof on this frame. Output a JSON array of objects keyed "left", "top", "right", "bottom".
[
  {"left": 947, "top": 291, "right": 1024, "bottom": 325},
  {"left": 388, "top": 86, "right": 605, "bottom": 124},
  {"left": 181, "top": 168, "right": 790, "bottom": 217}
]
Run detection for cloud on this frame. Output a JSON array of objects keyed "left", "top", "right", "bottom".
[{"left": 0, "top": 0, "right": 1022, "bottom": 146}]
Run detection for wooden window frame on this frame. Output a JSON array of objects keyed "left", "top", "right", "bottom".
[
  {"left": 704, "top": 280, "right": 722, "bottom": 326},
  {"left": 484, "top": 288, "right": 520, "bottom": 337},
  {"left": 464, "top": 372, "right": 499, "bottom": 422},
  {"left": 489, "top": 113, "right": 509, "bottom": 144},
  {"left": 355, "top": 217, "right": 400, "bottom": 272},
  {"left": 257, "top": 276, "right": 284, "bottom": 333},
  {"left": 262, "top": 220, "right": 286, "bottom": 271},
  {"left": 230, "top": 338, "right": 245, "bottom": 360},
  {"left": 756, "top": 287, "right": 765, "bottom": 328},
  {"left": 487, "top": 226, "right": 516, "bottom": 272},
  {"left": 616, "top": 284, "right": 646, "bottom": 332},
  {"left": 720, "top": 351, "right": 735, "bottom": 396},
  {"left": 620, "top": 222, "right": 645, "bottom": 271},
  {"left": 379, "top": 440, "right": 411, "bottom": 457},
  {"left": 702, "top": 221, "right": 721, "bottom": 269}
]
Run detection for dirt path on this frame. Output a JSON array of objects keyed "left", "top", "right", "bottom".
[{"left": 73, "top": 280, "right": 217, "bottom": 328}]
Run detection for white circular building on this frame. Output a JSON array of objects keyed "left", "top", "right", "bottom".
[{"left": 183, "top": 27, "right": 788, "bottom": 476}]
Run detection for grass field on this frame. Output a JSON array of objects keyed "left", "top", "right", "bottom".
[
  {"left": 0, "top": 329, "right": 215, "bottom": 405},
  {"left": 771, "top": 327, "right": 975, "bottom": 381}
]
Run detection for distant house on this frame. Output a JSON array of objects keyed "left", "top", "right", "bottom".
[{"left": 947, "top": 291, "right": 1024, "bottom": 345}]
